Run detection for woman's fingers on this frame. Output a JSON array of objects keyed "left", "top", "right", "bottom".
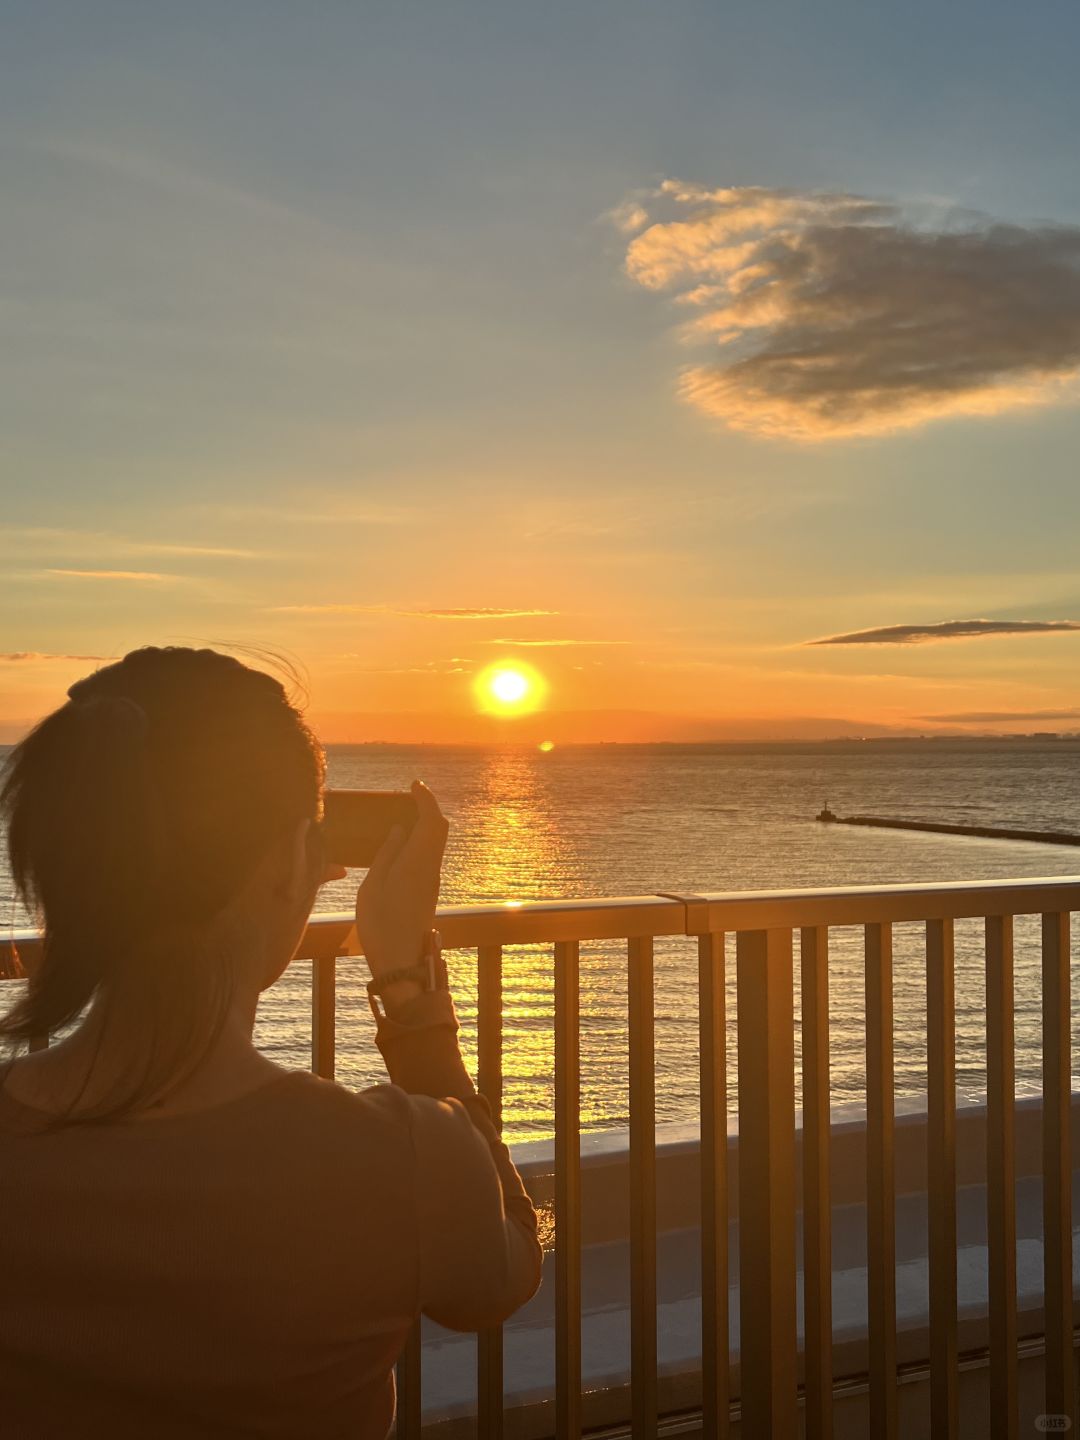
[
  {"left": 358, "top": 781, "right": 448, "bottom": 900},
  {"left": 409, "top": 779, "right": 448, "bottom": 844},
  {"left": 364, "top": 822, "right": 409, "bottom": 884},
  {"left": 409, "top": 779, "right": 449, "bottom": 854},
  {"left": 354, "top": 783, "right": 449, "bottom": 971},
  {"left": 410, "top": 777, "right": 446, "bottom": 821}
]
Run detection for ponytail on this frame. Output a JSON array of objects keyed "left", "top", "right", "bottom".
[{"left": 1, "top": 695, "right": 166, "bottom": 1043}]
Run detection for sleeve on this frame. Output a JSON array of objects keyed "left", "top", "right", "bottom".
[{"left": 375, "top": 990, "right": 543, "bottom": 1332}]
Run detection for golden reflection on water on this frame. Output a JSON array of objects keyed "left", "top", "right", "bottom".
[
  {"left": 448, "top": 750, "right": 560, "bottom": 1135},
  {"left": 464, "top": 748, "right": 559, "bottom": 904},
  {"left": 440, "top": 750, "right": 645, "bottom": 1140},
  {"left": 258, "top": 746, "right": 1080, "bottom": 1143}
]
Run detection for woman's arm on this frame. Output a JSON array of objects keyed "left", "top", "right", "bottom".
[
  {"left": 376, "top": 989, "right": 542, "bottom": 1331},
  {"left": 355, "top": 780, "right": 542, "bottom": 1328}
]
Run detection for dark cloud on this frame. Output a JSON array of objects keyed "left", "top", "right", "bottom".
[
  {"left": 809, "top": 619, "right": 1080, "bottom": 646},
  {"left": 620, "top": 182, "right": 1080, "bottom": 439}
]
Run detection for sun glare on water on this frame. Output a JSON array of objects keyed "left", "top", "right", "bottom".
[{"left": 473, "top": 662, "right": 548, "bottom": 716}]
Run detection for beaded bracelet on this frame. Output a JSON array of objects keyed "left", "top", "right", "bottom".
[{"left": 366, "top": 929, "right": 444, "bottom": 1021}]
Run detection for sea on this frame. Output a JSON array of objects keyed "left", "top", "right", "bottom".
[{"left": 4, "top": 740, "right": 1080, "bottom": 1140}]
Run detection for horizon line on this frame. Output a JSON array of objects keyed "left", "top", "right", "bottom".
[{"left": 317, "top": 732, "right": 1080, "bottom": 747}]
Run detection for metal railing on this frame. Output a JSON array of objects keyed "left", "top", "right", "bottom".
[{"left": 4, "top": 874, "right": 1079, "bottom": 1439}]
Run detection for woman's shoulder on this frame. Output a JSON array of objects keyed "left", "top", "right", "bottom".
[
  {"left": 267, "top": 1065, "right": 403, "bottom": 1106},
  {"left": 261, "top": 1067, "right": 423, "bottom": 1135},
  {"left": 264, "top": 1072, "right": 489, "bottom": 1175}
]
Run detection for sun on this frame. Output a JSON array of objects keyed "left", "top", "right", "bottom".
[
  {"left": 473, "top": 661, "right": 548, "bottom": 716},
  {"left": 491, "top": 669, "right": 528, "bottom": 703}
]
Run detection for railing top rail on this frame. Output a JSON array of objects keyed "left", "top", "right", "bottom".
[
  {"left": 678, "top": 874, "right": 1080, "bottom": 932},
  {"left": 4, "top": 874, "right": 1078, "bottom": 975},
  {"left": 289, "top": 895, "right": 689, "bottom": 954}
]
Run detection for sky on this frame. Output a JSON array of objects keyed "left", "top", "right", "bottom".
[{"left": 3, "top": 1, "right": 1080, "bottom": 742}]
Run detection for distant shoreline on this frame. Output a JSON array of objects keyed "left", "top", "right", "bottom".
[
  {"left": 3, "top": 736, "right": 1080, "bottom": 754},
  {"left": 318, "top": 736, "right": 1080, "bottom": 752}
]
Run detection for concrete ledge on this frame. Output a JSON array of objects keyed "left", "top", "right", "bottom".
[{"left": 415, "top": 1097, "right": 1080, "bottom": 1437}]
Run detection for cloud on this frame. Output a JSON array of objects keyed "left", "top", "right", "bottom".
[
  {"left": 45, "top": 568, "right": 172, "bottom": 582},
  {"left": 193, "top": 502, "right": 416, "bottom": 529},
  {"left": 123, "top": 542, "right": 258, "bottom": 559},
  {"left": 271, "top": 603, "right": 557, "bottom": 618},
  {"left": 0, "top": 527, "right": 261, "bottom": 560},
  {"left": 482, "top": 637, "right": 630, "bottom": 647},
  {"left": 271, "top": 604, "right": 386, "bottom": 614},
  {"left": 608, "top": 199, "right": 651, "bottom": 234},
  {"left": 331, "top": 656, "right": 472, "bottom": 674},
  {"left": 809, "top": 619, "right": 1080, "bottom": 645},
  {"left": 413, "top": 607, "right": 557, "bottom": 619},
  {"left": 619, "top": 181, "right": 1080, "bottom": 439},
  {"left": 0, "top": 652, "right": 115, "bottom": 663},
  {"left": 919, "top": 708, "right": 1080, "bottom": 722}
]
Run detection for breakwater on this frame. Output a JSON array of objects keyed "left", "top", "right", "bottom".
[{"left": 821, "top": 814, "right": 1080, "bottom": 847}]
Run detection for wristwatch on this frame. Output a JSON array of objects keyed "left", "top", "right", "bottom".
[{"left": 366, "top": 928, "right": 446, "bottom": 1021}]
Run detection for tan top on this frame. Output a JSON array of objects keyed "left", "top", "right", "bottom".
[{"left": 0, "top": 992, "right": 542, "bottom": 1439}]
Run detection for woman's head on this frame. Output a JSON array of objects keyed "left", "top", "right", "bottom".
[{"left": 0, "top": 646, "right": 325, "bottom": 1115}]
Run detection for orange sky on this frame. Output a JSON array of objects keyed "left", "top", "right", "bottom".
[{"left": 4, "top": 11, "right": 1080, "bottom": 742}]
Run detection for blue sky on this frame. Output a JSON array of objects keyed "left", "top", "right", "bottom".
[{"left": 3, "top": 2, "right": 1080, "bottom": 739}]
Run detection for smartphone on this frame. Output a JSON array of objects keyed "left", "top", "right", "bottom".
[{"left": 320, "top": 789, "right": 420, "bottom": 868}]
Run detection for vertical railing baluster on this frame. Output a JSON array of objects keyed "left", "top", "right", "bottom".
[
  {"left": 311, "top": 948, "right": 336, "bottom": 1079},
  {"left": 395, "top": 1324, "right": 422, "bottom": 1440},
  {"left": 351, "top": 926, "right": 420, "bottom": 1440},
  {"left": 1042, "top": 911, "right": 1075, "bottom": 1428},
  {"left": 477, "top": 944, "right": 504, "bottom": 1438},
  {"left": 986, "top": 914, "right": 1018, "bottom": 1440},
  {"left": 927, "top": 918, "right": 958, "bottom": 1439},
  {"left": 865, "top": 921, "right": 897, "bottom": 1440},
  {"left": 736, "top": 927, "right": 798, "bottom": 1439},
  {"left": 555, "top": 940, "right": 582, "bottom": 1440},
  {"left": 2, "top": 945, "right": 45, "bottom": 1049},
  {"left": 698, "top": 930, "right": 729, "bottom": 1439},
  {"left": 628, "top": 934, "right": 657, "bottom": 1437},
  {"left": 801, "top": 925, "right": 833, "bottom": 1440}
]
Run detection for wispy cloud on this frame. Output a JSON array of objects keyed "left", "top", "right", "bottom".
[
  {"left": 0, "top": 527, "right": 263, "bottom": 561},
  {"left": 414, "top": 607, "right": 557, "bottom": 619},
  {"left": 191, "top": 502, "right": 416, "bottom": 529},
  {"left": 331, "top": 656, "right": 471, "bottom": 674},
  {"left": 271, "top": 603, "right": 557, "bottom": 618},
  {"left": 122, "top": 541, "right": 257, "bottom": 559},
  {"left": 481, "top": 637, "right": 630, "bottom": 647},
  {"left": 619, "top": 181, "right": 1080, "bottom": 439},
  {"left": 271, "top": 604, "right": 386, "bottom": 615},
  {"left": 45, "top": 568, "right": 172, "bottom": 582},
  {"left": 919, "top": 708, "right": 1080, "bottom": 722},
  {"left": 0, "top": 651, "right": 114, "bottom": 663},
  {"left": 809, "top": 619, "right": 1080, "bottom": 646}
]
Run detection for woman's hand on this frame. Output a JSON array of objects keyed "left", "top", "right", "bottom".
[{"left": 354, "top": 779, "right": 449, "bottom": 984}]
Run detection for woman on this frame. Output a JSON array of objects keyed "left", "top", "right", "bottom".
[{"left": 0, "top": 646, "right": 542, "bottom": 1438}]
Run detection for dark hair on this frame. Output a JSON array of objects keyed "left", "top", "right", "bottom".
[{"left": 0, "top": 646, "right": 325, "bottom": 1120}]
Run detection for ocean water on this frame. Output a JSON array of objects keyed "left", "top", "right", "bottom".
[{"left": 4, "top": 741, "right": 1080, "bottom": 1138}]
